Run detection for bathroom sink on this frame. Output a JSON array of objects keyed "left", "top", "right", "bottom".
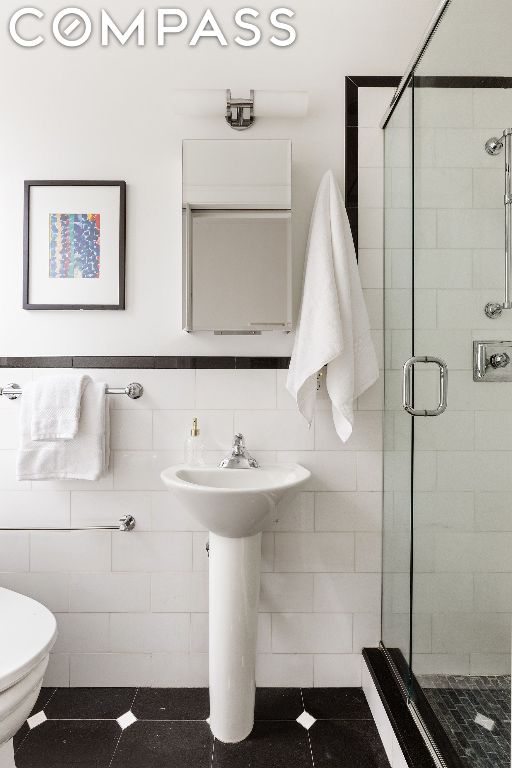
[
  {"left": 161, "top": 460, "right": 310, "bottom": 744},
  {"left": 160, "top": 463, "right": 310, "bottom": 538}
]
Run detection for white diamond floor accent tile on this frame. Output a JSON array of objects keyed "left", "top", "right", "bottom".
[
  {"left": 27, "top": 711, "right": 47, "bottom": 730},
  {"left": 206, "top": 717, "right": 211, "bottom": 724},
  {"left": 116, "top": 711, "right": 137, "bottom": 730},
  {"left": 296, "top": 710, "right": 316, "bottom": 730},
  {"left": 475, "top": 713, "right": 495, "bottom": 732}
]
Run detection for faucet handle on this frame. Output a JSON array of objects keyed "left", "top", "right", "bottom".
[{"left": 219, "top": 433, "right": 259, "bottom": 469}]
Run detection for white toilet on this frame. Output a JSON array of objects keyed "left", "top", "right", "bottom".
[{"left": 0, "top": 588, "right": 57, "bottom": 768}]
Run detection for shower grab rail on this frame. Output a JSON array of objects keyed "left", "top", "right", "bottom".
[
  {"left": 0, "top": 382, "right": 144, "bottom": 401},
  {"left": 0, "top": 515, "right": 136, "bottom": 532},
  {"left": 402, "top": 356, "right": 448, "bottom": 417},
  {"left": 484, "top": 127, "right": 512, "bottom": 318}
]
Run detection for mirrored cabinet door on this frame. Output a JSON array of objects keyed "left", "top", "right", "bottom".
[
  {"left": 182, "top": 139, "right": 292, "bottom": 334},
  {"left": 184, "top": 209, "right": 292, "bottom": 333}
]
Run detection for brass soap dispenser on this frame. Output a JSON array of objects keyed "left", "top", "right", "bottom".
[{"left": 185, "top": 418, "right": 206, "bottom": 466}]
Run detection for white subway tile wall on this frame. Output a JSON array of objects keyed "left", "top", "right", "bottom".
[
  {"left": 385, "top": 87, "right": 512, "bottom": 676},
  {"left": 0, "top": 364, "right": 383, "bottom": 688}
]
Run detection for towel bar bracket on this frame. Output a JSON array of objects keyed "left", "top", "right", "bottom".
[
  {"left": 0, "top": 382, "right": 144, "bottom": 401},
  {"left": 316, "top": 369, "right": 326, "bottom": 391},
  {"left": 2, "top": 383, "right": 21, "bottom": 401},
  {"left": 119, "top": 514, "right": 136, "bottom": 532},
  {"left": 0, "top": 514, "right": 136, "bottom": 533}
]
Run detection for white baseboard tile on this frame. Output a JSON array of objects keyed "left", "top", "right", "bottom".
[
  {"left": 44, "top": 653, "right": 70, "bottom": 687},
  {"left": 69, "top": 653, "right": 152, "bottom": 687},
  {"left": 313, "top": 654, "right": 362, "bottom": 686},
  {"left": 256, "top": 653, "right": 314, "bottom": 687},
  {"left": 150, "top": 652, "right": 209, "bottom": 687}
]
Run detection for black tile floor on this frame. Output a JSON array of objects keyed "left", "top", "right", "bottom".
[
  {"left": 13, "top": 687, "right": 390, "bottom": 768},
  {"left": 419, "top": 675, "right": 511, "bottom": 768}
]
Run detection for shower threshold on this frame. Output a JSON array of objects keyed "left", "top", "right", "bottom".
[{"left": 364, "top": 647, "right": 466, "bottom": 768}]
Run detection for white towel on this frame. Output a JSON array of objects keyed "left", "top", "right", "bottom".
[
  {"left": 287, "top": 170, "right": 379, "bottom": 442},
  {"left": 17, "top": 380, "right": 110, "bottom": 481},
  {"left": 31, "top": 374, "right": 90, "bottom": 441}
]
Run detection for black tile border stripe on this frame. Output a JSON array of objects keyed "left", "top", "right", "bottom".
[
  {"left": 0, "top": 357, "right": 74, "bottom": 368},
  {"left": 414, "top": 75, "right": 512, "bottom": 89},
  {"left": 0, "top": 356, "right": 291, "bottom": 370}
]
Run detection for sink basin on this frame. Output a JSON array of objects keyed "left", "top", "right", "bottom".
[
  {"left": 160, "top": 463, "right": 310, "bottom": 538},
  {"left": 160, "top": 461, "right": 310, "bottom": 745}
]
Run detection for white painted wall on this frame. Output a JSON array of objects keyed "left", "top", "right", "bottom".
[{"left": 0, "top": 0, "right": 439, "bottom": 356}]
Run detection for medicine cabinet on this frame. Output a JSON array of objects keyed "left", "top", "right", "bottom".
[{"left": 182, "top": 140, "right": 292, "bottom": 333}]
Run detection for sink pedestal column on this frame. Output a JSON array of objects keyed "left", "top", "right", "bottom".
[
  {"left": 0, "top": 739, "right": 15, "bottom": 768},
  {"left": 208, "top": 531, "right": 262, "bottom": 744}
]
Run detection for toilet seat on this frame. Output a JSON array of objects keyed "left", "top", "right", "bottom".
[{"left": 0, "top": 589, "right": 57, "bottom": 693}]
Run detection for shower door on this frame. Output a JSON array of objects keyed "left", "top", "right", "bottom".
[
  {"left": 382, "top": 1, "right": 512, "bottom": 762},
  {"left": 408, "top": 69, "right": 512, "bottom": 768}
]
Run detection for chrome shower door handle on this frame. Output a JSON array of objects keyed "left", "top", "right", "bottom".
[{"left": 402, "top": 356, "right": 448, "bottom": 417}]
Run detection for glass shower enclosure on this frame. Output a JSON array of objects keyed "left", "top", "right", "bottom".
[{"left": 382, "top": 1, "right": 512, "bottom": 766}]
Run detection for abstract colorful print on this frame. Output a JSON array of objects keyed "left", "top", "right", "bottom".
[{"left": 49, "top": 213, "right": 101, "bottom": 278}]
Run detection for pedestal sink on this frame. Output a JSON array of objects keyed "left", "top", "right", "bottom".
[{"left": 160, "top": 462, "right": 310, "bottom": 743}]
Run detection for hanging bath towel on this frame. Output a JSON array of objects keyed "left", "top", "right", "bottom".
[
  {"left": 30, "top": 374, "right": 90, "bottom": 441},
  {"left": 287, "top": 170, "right": 379, "bottom": 442},
  {"left": 17, "top": 379, "right": 110, "bottom": 481}
]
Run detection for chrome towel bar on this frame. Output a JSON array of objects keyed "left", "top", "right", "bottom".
[
  {"left": 0, "top": 515, "right": 136, "bottom": 532},
  {"left": 0, "top": 382, "right": 143, "bottom": 401}
]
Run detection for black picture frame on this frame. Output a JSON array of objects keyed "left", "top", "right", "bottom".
[{"left": 23, "top": 180, "right": 126, "bottom": 310}]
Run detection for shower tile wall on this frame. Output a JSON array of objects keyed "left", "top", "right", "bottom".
[{"left": 385, "top": 86, "right": 512, "bottom": 677}]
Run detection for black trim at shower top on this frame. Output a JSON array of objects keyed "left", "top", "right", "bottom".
[
  {"left": 345, "top": 75, "right": 512, "bottom": 256},
  {"left": 0, "top": 356, "right": 291, "bottom": 369},
  {"left": 414, "top": 76, "right": 512, "bottom": 89},
  {"left": 345, "top": 75, "right": 400, "bottom": 255}
]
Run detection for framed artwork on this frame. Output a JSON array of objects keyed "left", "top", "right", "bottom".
[{"left": 23, "top": 180, "right": 126, "bottom": 310}]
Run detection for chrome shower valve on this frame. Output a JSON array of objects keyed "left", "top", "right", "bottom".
[{"left": 490, "top": 352, "right": 510, "bottom": 369}]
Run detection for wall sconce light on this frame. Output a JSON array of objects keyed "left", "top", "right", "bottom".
[{"left": 172, "top": 89, "right": 309, "bottom": 129}]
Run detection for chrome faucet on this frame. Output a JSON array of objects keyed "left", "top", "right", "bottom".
[{"left": 219, "top": 433, "right": 259, "bottom": 469}]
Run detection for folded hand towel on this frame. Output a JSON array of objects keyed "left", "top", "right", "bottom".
[
  {"left": 17, "top": 380, "right": 110, "bottom": 481},
  {"left": 287, "top": 170, "right": 379, "bottom": 442},
  {"left": 31, "top": 374, "right": 90, "bottom": 441}
]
